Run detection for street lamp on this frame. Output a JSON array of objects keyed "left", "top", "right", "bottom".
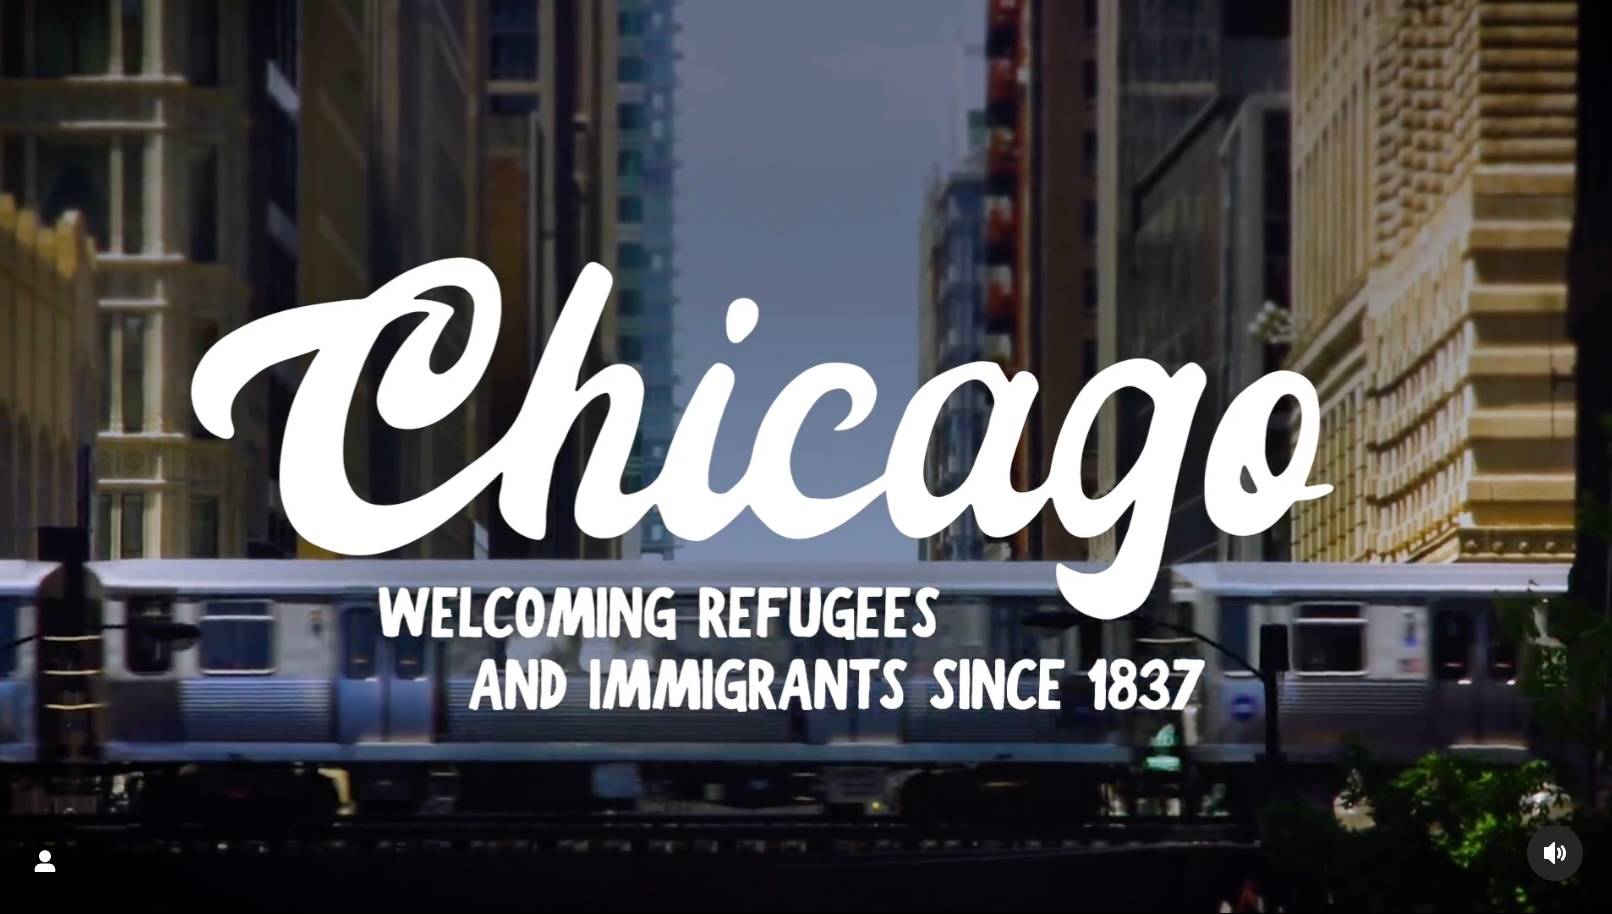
[{"left": 1021, "top": 608, "right": 1289, "bottom": 782}]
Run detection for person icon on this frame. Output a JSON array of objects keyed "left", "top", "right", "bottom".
[{"left": 34, "top": 850, "right": 55, "bottom": 873}]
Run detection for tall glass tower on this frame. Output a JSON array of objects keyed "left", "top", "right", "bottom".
[{"left": 616, "top": 0, "right": 679, "bottom": 558}]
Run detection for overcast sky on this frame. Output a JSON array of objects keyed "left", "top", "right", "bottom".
[{"left": 671, "top": 0, "right": 984, "bottom": 562}]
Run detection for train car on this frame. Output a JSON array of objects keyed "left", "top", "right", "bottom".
[
  {"left": 1166, "top": 561, "right": 1568, "bottom": 771},
  {"left": 0, "top": 561, "right": 58, "bottom": 768},
  {"left": 89, "top": 559, "right": 1123, "bottom": 818}
]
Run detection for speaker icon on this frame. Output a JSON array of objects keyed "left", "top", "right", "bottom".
[{"left": 1530, "top": 826, "right": 1581, "bottom": 881}]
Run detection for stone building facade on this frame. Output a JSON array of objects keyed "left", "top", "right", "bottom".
[
  {"left": 0, "top": 198, "right": 98, "bottom": 558},
  {"left": 1289, "top": 0, "right": 1577, "bottom": 563},
  {"left": 1, "top": 0, "right": 258, "bottom": 559}
]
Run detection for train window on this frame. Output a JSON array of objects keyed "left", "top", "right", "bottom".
[
  {"left": 1487, "top": 608, "right": 1518, "bottom": 683},
  {"left": 344, "top": 608, "right": 379, "bottom": 679},
  {"left": 394, "top": 635, "right": 426, "bottom": 680},
  {"left": 1076, "top": 615, "right": 1103, "bottom": 671},
  {"left": 0, "top": 601, "right": 15, "bottom": 676},
  {"left": 126, "top": 596, "right": 174, "bottom": 674},
  {"left": 1218, "top": 602, "right": 1251, "bottom": 673},
  {"left": 199, "top": 601, "right": 274, "bottom": 674},
  {"left": 1432, "top": 609, "right": 1472, "bottom": 681},
  {"left": 1292, "top": 604, "right": 1365, "bottom": 674}
]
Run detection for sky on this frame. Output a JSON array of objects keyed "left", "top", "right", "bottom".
[{"left": 671, "top": 0, "right": 984, "bottom": 562}]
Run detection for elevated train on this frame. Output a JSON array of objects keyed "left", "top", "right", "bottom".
[{"left": 0, "top": 559, "right": 1568, "bottom": 819}]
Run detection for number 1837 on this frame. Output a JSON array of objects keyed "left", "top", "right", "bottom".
[{"left": 1086, "top": 658, "right": 1205, "bottom": 711}]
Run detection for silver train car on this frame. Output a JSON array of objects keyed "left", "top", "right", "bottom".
[
  {"left": 86, "top": 559, "right": 1115, "bottom": 815},
  {"left": 0, "top": 561, "right": 56, "bottom": 765},
  {"left": 1165, "top": 562, "right": 1567, "bottom": 766},
  {"left": 0, "top": 558, "right": 1570, "bottom": 818}
]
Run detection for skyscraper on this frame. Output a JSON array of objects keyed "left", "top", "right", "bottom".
[
  {"left": 919, "top": 113, "right": 988, "bottom": 562},
  {"left": 615, "top": 0, "right": 679, "bottom": 559},
  {"left": 982, "top": 0, "right": 1101, "bottom": 562},
  {"left": 482, "top": 0, "right": 623, "bottom": 560},
  {"left": 1093, "top": 0, "right": 1288, "bottom": 564}
]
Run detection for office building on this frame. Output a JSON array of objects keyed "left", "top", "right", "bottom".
[{"left": 1289, "top": 0, "right": 1577, "bottom": 563}]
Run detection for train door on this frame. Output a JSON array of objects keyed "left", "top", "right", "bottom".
[
  {"left": 1430, "top": 604, "right": 1479, "bottom": 745},
  {"left": 338, "top": 605, "right": 433, "bottom": 743},
  {"left": 1429, "top": 601, "right": 1523, "bottom": 748}
]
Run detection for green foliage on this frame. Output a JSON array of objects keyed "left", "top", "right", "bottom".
[
  {"left": 1261, "top": 748, "right": 1599, "bottom": 912},
  {"left": 1496, "top": 579, "right": 1612, "bottom": 770}
]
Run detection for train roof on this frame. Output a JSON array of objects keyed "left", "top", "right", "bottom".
[
  {"left": 87, "top": 559, "right": 1104, "bottom": 598},
  {"left": 1171, "top": 562, "right": 1570, "bottom": 599},
  {"left": 0, "top": 560, "right": 58, "bottom": 596}
]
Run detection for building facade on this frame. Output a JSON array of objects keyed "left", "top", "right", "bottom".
[
  {"left": 482, "top": 0, "right": 622, "bottom": 560},
  {"left": 1093, "top": 0, "right": 1288, "bottom": 564},
  {"left": 368, "top": 0, "right": 491, "bottom": 559},
  {"left": 983, "top": 0, "right": 1101, "bottom": 561},
  {"left": 614, "top": 0, "right": 679, "bottom": 559},
  {"left": 0, "top": 197, "right": 98, "bottom": 559},
  {"left": 919, "top": 114, "right": 988, "bottom": 562},
  {"left": 242, "top": 0, "right": 377, "bottom": 559},
  {"left": 1289, "top": 0, "right": 1577, "bottom": 563},
  {"left": 1, "top": 0, "right": 259, "bottom": 559}
]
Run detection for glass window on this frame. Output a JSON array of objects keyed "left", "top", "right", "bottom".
[
  {"left": 618, "top": 288, "right": 643, "bottom": 315},
  {"left": 125, "top": 595, "right": 173, "bottom": 674},
  {"left": 619, "top": 335, "right": 644, "bottom": 363},
  {"left": 1293, "top": 604, "right": 1365, "bottom": 673},
  {"left": 344, "top": 608, "right": 378, "bottom": 679},
  {"left": 1082, "top": 268, "right": 1097, "bottom": 313},
  {"left": 39, "top": 141, "right": 111, "bottom": 248},
  {"left": 119, "top": 493, "right": 145, "bottom": 559},
  {"left": 190, "top": 322, "right": 220, "bottom": 437},
  {"left": 95, "top": 494, "right": 113, "bottom": 559},
  {"left": 1218, "top": 602, "right": 1250, "bottom": 670},
  {"left": 35, "top": 0, "right": 111, "bottom": 77},
  {"left": 491, "top": 0, "right": 538, "bottom": 30},
  {"left": 121, "top": 314, "right": 146, "bottom": 432},
  {"left": 618, "top": 195, "right": 643, "bottom": 223},
  {"left": 490, "top": 34, "right": 538, "bottom": 80},
  {"left": 617, "top": 56, "right": 646, "bottom": 82},
  {"left": 618, "top": 149, "right": 643, "bottom": 177},
  {"left": 618, "top": 10, "right": 646, "bottom": 36},
  {"left": 188, "top": 496, "right": 219, "bottom": 557},
  {"left": 1432, "top": 609, "right": 1471, "bottom": 680},
  {"left": 1, "top": 135, "right": 23, "bottom": 199},
  {"left": 1082, "top": 130, "right": 1097, "bottom": 176},
  {"left": 122, "top": 137, "right": 145, "bottom": 254},
  {"left": 200, "top": 601, "right": 274, "bottom": 673},
  {"left": 394, "top": 635, "right": 426, "bottom": 680},
  {"left": 189, "top": 145, "right": 218, "bottom": 262},
  {"left": 0, "top": 601, "right": 16, "bottom": 676},
  {"left": 100, "top": 317, "right": 116, "bottom": 431},
  {"left": 1486, "top": 608, "right": 1517, "bottom": 682},
  {"left": 122, "top": 0, "right": 146, "bottom": 75},
  {"left": 1082, "top": 59, "right": 1097, "bottom": 101},
  {"left": 618, "top": 104, "right": 645, "bottom": 130},
  {"left": 1076, "top": 616, "right": 1103, "bottom": 671},
  {"left": 617, "top": 242, "right": 648, "bottom": 269},
  {"left": 187, "top": 0, "right": 218, "bottom": 84},
  {"left": 1081, "top": 200, "right": 1097, "bottom": 241},
  {"left": 1, "top": 1, "right": 23, "bottom": 77},
  {"left": 490, "top": 94, "right": 539, "bottom": 116}
]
